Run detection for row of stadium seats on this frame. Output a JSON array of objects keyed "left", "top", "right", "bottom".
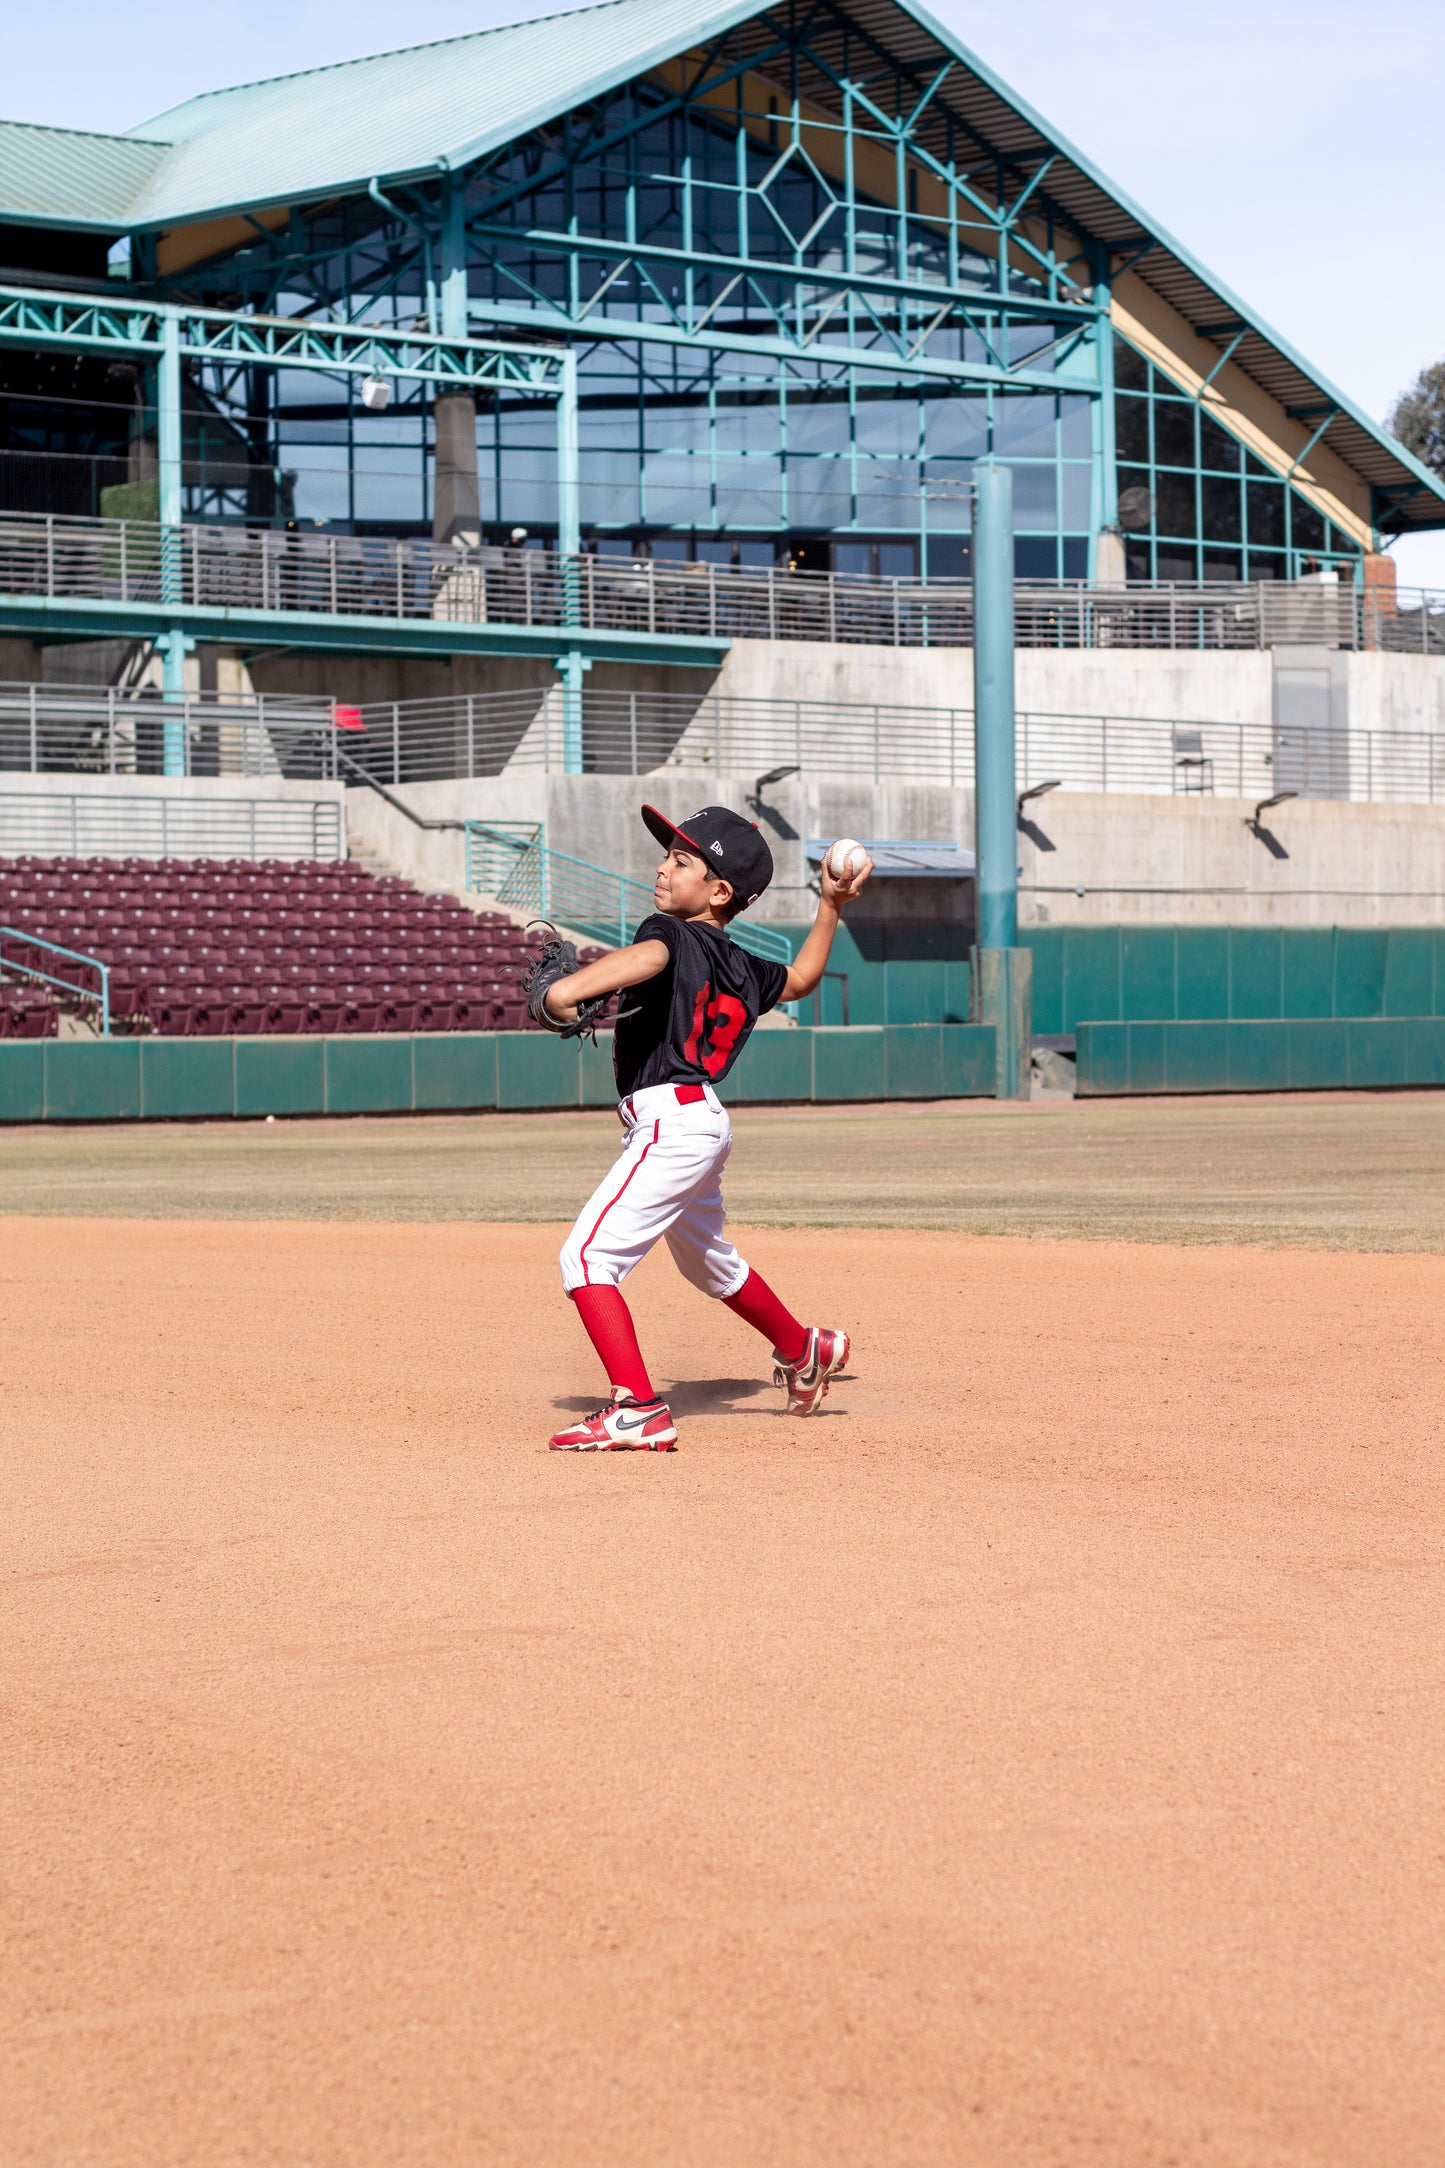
[{"left": 0, "top": 855, "right": 607, "bottom": 1036}]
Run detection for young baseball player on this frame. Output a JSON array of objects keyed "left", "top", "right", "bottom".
[{"left": 537, "top": 802, "right": 872, "bottom": 1451}]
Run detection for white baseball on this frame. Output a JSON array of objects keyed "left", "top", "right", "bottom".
[{"left": 826, "top": 837, "right": 868, "bottom": 882}]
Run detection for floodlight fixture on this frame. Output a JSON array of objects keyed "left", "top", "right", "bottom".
[
  {"left": 1017, "top": 779, "right": 1062, "bottom": 810},
  {"left": 359, "top": 374, "right": 392, "bottom": 411}
]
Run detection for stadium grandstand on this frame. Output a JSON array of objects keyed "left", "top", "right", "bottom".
[{"left": 1, "top": 0, "right": 1444, "bottom": 1092}]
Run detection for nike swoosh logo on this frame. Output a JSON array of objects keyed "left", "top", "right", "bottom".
[{"left": 612, "top": 1407, "right": 661, "bottom": 1432}]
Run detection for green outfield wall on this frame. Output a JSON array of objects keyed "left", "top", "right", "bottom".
[
  {"left": 1075, "top": 1017, "right": 1445, "bottom": 1096},
  {"left": 0, "top": 1024, "right": 998, "bottom": 1125},
  {"left": 772, "top": 923, "right": 1445, "bottom": 1031}
]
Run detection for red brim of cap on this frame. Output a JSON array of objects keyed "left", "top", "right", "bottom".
[{"left": 641, "top": 803, "right": 706, "bottom": 856}]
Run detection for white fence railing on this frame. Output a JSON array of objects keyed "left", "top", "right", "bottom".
[
  {"left": 3, "top": 680, "right": 1443, "bottom": 804},
  {"left": 4, "top": 509, "right": 1445, "bottom": 652},
  {"left": 0, "top": 789, "right": 343, "bottom": 861}
]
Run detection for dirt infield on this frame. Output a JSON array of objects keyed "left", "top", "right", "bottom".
[
  {"left": 3, "top": 1088, "right": 1445, "bottom": 1248},
  {"left": 4, "top": 1213, "right": 1444, "bottom": 2165}
]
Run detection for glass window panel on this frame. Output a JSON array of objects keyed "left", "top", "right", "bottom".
[
  {"left": 499, "top": 449, "right": 557, "bottom": 525},
  {"left": 579, "top": 454, "right": 640, "bottom": 527},
  {"left": 854, "top": 393, "right": 916, "bottom": 457},
  {"left": 1113, "top": 337, "right": 1148, "bottom": 394},
  {"left": 715, "top": 398, "right": 780, "bottom": 455},
  {"left": 927, "top": 536, "right": 971, "bottom": 578},
  {"left": 1291, "top": 497, "right": 1326, "bottom": 551},
  {"left": 1248, "top": 554, "right": 1283, "bottom": 581},
  {"left": 1006, "top": 464, "right": 1057, "bottom": 525},
  {"left": 1199, "top": 413, "right": 1241, "bottom": 473},
  {"left": 695, "top": 540, "right": 732, "bottom": 565},
  {"left": 1062, "top": 536, "right": 1089, "bottom": 579},
  {"left": 923, "top": 463, "right": 972, "bottom": 529},
  {"left": 1246, "top": 480, "right": 1285, "bottom": 548},
  {"left": 737, "top": 541, "right": 776, "bottom": 567},
  {"left": 878, "top": 543, "right": 916, "bottom": 577},
  {"left": 1202, "top": 548, "right": 1242, "bottom": 582},
  {"left": 1153, "top": 399, "right": 1195, "bottom": 469},
  {"left": 646, "top": 408, "right": 706, "bottom": 454},
  {"left": 580, "top": 408, "right": 639, "bottom": 451},
  {"left": 835, "top": 542, "right": 871, "bottom": 575},
  {"left": 993, "top": 398, "right": 1055, "bottom": 457},
  {"left": 642, "top": 455, "right": 708, "bottom": 525},
  {"left": 1015, "top": 536, "right": 1058, "bottom": 578},
  {"left": 1156, "top": 547, "right": 1196, "bottom": 581},
  {"left": 1154, "top": 472, "right": 1195, "bottom": 536},
  {"left": 1117, "top": 480, "right": 1153, "bottom": 532},
  {"left": 787, "top": 459, "right": 849, "bottom": 526},
  {"left": 287, "top": 444, "right": 350, "bottom": 523},
  {"left": 786, "top": 395, "right": 850, "bottom": 456},
  {"left": 1060, "top": 465, "right": 1093, "bottom": 528},
  {"left": 1115, "top": 395, "right": 1149, "bottom": 463},
  {"left": 353, "top": 447, "right": 423, "bottom": 524},
  {"left": 1201, "top": 474, "right": 1241, "bottom": 543},
  {"left": 1008, "top": 325, "right": 1055, "bottom": 368},
  {"left": 854, "top": 459, "right": 919, "bottom": 515},
  {"left": 1059, "top": 395, "right": 1092, "bottom": 458},
  {"left": 716, "top": 458, "right": 781, "bottom": 526},
  {"left": 923, "top": 394, "right": 987, "bottom": 459}
]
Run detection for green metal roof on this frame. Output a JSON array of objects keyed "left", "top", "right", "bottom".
[
  {"left": 125, "top": 0, "right": 742, "bottom": 226},
  {"left": 0, "top": 120, "right": 169, "bottom": 229},
  {"left": 0, "top": 0, "right": 1439, "bottom": 526}
]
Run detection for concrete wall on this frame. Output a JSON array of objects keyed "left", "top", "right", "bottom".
[{"left": 348, "top": 769, "right": 1445, "bottom": 930}]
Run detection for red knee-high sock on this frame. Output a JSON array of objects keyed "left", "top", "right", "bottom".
[
  {"left": 723, "top": 1268, "right": 808, "bottom": 1364},
  {"left": 569, "top": 1285, "right": 656, "bottom": 1402}
]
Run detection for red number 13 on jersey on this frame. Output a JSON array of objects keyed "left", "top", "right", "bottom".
[{"left": 683, "top": 984, "right": 747, "bottom": 1078}]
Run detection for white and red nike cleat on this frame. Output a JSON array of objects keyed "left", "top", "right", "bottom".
[
  {"left": 549, "top": 1392, "right": 678, "bottom": 1452},
  {"left": 772, "top": 1327, "right": 851, "bottom": 1416}
]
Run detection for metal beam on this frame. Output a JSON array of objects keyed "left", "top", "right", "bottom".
[
  {"left": 0, "top": 594, "right": 731, "bottom": 670},
  {"left": 0, "top": 285, "right": 567, "bottom": 392}
]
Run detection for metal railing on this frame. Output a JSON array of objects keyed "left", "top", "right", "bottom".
[
  {"left": 5, "top": 508, "right": 1445, "bottom": 653},
  {"left": 0, "top": 789, "right": 344, "bottom": 861},
  {"left": 4, "top": 678, "right": 1444, "bottom": 803},
  {"left": 465, "top": 821, "right": 792, "bottom": 968},
  {"left": 1, "top": 924, "right": 110, "bottom": 1034},
  {"left": 0, "top": 680, "right": 337, "bottom": 780}
]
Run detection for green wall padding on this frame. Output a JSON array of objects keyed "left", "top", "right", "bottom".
[
  {"left": 1077, "top": 1017, "right": 1445, "bottom": 1095},
  {"left": 769, "top": 923, "right": 1445, "bottom": 1033},
  {"left": 1026, "top": 926, "right": 1445, "bottom": 1034},
  {"left": 0, "top": 1024, "right": 998, "bottom": 1124}
]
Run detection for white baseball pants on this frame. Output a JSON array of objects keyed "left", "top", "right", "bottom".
[{"left": 559, "top": 1081, "right": 749, "bottom": 1300}]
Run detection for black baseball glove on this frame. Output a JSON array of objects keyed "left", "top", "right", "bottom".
[{"left": 522, "top": 921, "right": 613, "bottom": 1042}]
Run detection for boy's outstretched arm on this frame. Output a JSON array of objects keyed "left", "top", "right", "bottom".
[
  {"left": 542, "top": 937, "right": 671, "bottom": 1026},
  {"left": 781, "top": 853, "right": 873, "bottom": 1002}
]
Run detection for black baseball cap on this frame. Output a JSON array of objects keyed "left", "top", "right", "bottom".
[{"left": 641, "top": 802, "right": 774, "bottom": 908}]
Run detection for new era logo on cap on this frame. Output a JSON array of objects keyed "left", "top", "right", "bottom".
[{"left": 710, "top": 840, "right": 724, "bottom": 857}]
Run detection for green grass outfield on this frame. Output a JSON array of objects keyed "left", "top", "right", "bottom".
[{"left": 2, "top": 1092, "right": 1443, "bottom": 1251}]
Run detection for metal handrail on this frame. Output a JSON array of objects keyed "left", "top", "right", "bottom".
[
  {"left": 1, "top": 923, "right": 110, "bottom": 1035},
  {"left": 4, "top": 507, "right": 1442, "bottom": 652}
]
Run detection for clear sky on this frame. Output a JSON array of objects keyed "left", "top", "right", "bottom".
[{"left": 9, "top": 0, "right": 1445, "bottom": 581}]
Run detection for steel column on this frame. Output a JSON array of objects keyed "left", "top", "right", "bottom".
[
  {"left": 157, "top": 628, "right": 194, "bottom": 778},
  {"left": 557, "top": 350, "right": 581, "bottom": 561},
  {"left": 971, "top": 459, "right": 1031, "bottom": 1098},
  {"left": 972, "top": 460, "right": 1018, "bottom": 948},
  {"left": 555, "top": 650, "right": 589, "bottom": 774}
]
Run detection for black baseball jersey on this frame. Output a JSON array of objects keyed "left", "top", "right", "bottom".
[{"left": 613, "top": 912, "right": 789, "bottom": 1098}]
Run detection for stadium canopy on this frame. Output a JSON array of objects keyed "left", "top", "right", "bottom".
[{"left": 1, "top": 0, "right": 1440, "bottom": 536}]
